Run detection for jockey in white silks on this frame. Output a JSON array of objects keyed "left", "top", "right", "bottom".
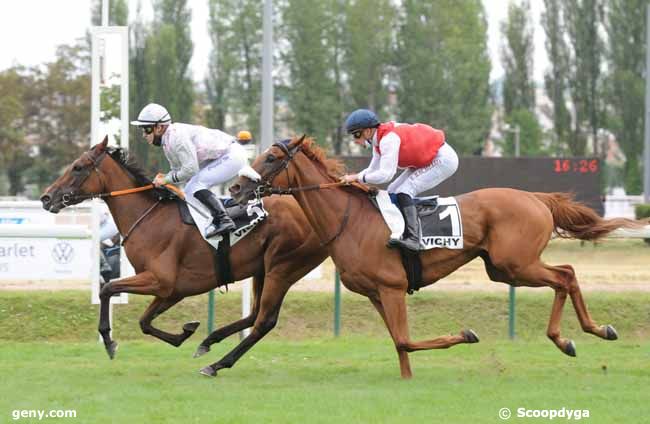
[{"left": 130, "top": 103, "right": 248, "bottom": 238}]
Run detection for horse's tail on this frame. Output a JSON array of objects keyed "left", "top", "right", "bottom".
[{"left": 534, "top": 192, "right": 644, "bottom": 241}]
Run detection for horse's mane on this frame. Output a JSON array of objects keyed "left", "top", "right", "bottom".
[
  {"left": 106, "top": 147, "right": 153, "bottom": 187},
  {"left": 298, "top": 137, "right": 346, "bottom": 180}
]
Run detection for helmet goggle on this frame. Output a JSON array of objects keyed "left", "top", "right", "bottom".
[
  {"left": 351, "top": 130, "right": 364, "bottom": 139},
  {"left": 142, "top": 125, "right": 155, "bottom": 135}
]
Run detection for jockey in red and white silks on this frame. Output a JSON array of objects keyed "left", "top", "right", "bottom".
[
  {"left": 131, "top": 103, "right": 247, "bottom": 238},
  {"left": 341, "top": 109, "right": 459, "bottom": 252},
  {"left": 357, "top": 121, "right": 458, "bottom": 198}
]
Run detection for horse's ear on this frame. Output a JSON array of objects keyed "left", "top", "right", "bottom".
[
  {"left": 293, "top": 134, "right": 306, "bottom": 146},
  {"left": 99, "top": 135, "right": 109, "bottom": 150}
]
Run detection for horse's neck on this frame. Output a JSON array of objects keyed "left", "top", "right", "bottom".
[
  {"left": 291, "top": 155, "right": 357, "bottom": 244},
  {"left": 103, "top": 170, "right": 160, "bottom": 237}
]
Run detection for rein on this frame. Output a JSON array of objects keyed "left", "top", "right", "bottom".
[
  {"left": 254, "top": 141, "right": 371, "bottom": 246},
  {"left": 61, "top": 148, "right": 186, "bottom": 246}
]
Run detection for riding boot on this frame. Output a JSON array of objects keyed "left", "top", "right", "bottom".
[
  {"left": 393, "top": 193, "right": 421, "bottom": 252},
  {"left": 194, "top": 189, "right": 236, "bottom": 238}
]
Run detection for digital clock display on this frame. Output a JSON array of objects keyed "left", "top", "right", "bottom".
[{"left": 554, "top": 159, "right": 599, "bottom": 174}]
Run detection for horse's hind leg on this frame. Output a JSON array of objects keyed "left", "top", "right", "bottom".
[
  {"left": 558, "top": 265, "right": 618, "bottom": 341},
  {"left": 138, "top": 295, "right": 199, "bottom": 347},
  {"left": 376, "top": 288, "right": 479, "bottom": 379},
  {"left": 200, "top": 274, "right": 292, "bottom": 377},
  {"left": 509, "top": 261, "right": 614, "bottom": 357},
  {"left": 194, "top": 274, "right": 264, "bottom": 358}
]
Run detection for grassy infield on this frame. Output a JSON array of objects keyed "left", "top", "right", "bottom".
[
  {"left": 1, "top": 289, "right": 649, "bottom": 423},
  {"left": 1, "top": 240, "right": 649, "bottom": 422}
]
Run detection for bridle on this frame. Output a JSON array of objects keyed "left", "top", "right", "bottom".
[
  {"left": 251, "top": 141, "right": 359, "bottom": 246},
  {"left": 254, "top": 142, "right": 351, "bottom": 197},
  {"left": 57, "top": 148, "right": 163, "bottom": 245}
]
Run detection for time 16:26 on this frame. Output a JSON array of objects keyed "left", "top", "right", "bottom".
[{"left": 554, "top": 159, "right": 598, "bottom": 174}]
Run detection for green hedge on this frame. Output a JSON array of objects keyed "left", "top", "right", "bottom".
[
  {"left": 634, "top": 204, "right": 650, "bottom": 245},
  {"left": 635, "top": 203, "right": 650, "bottom": 219}
]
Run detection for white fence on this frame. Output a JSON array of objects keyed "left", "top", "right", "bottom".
[
  {"left": 604, "top": 194, "right": 644, "bottom": 220},
  {"left": 0, "top": 200, "right": 129, "bottom": 304}
]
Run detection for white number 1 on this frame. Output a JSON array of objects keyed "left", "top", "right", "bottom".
[{"left": 438, "top": 206, "right": 460, "bottom": 236}]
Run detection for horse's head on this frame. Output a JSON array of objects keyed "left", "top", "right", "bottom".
[
  {"left": 40, "top": 136, "right": 111, "bottom": 213},
  {"left": 230, "top": 135, "right": 307, "bottom": 204}
]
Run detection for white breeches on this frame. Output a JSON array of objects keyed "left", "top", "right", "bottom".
[
  {"left": 184, "top": 143, "right": 248, "bottom": 200},
  {"left": 387, "top": 142, "right": 459, "bottom": 197}
]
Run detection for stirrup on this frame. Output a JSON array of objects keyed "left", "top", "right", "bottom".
[
  {"left": 204, "top": 224, "right": 220, "bottom": 239},
  {"left": 387, "top": 238, "right": 401, "bottom": 249},
  {"left": 394, "top": 237, "right": 420, "bottom": 252}
]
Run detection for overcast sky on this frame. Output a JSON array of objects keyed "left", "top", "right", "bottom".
[{"left": 0, "top": 0, "right": 548, "bottom": 83}]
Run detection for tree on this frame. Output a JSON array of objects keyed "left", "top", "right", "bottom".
[
  {"left": 396, "top": 0, "right": 492, "bottom": 154},
  {"left": 503, "top": 109, "right": 544, "bottom": 157},
  {"left": 24, "top": 43, "right": 92, "bottom": 193},
  {"left": 0, "top": 68, "right": 28, "bottom": 195},
  {"left": 130, "top": 1, "right": 153, "bottom": 169},
  {"left": 205, "top": 0, "right": 262, "bottom": 137},
  {"left": 500, "top": 0, "right": 536, "bottom": 116},
  {"left": 280, "top": 0, "right": 341, "bottom": 147},
  {"left": 91, "top": 0, "right": 128, "bottom": 26},
  {"left": 147, "top": 0, "right": 194, "bottom": 124},
  {"left": 604, "top": 0, "right": 646, "bottom": 194},
  {"left": 541, "top": 0, "right": 571, "bottom": 154},
  {"left": 341, "top": 0, "right": 396, "bottom": 154},
  {"left": 564, "top": 0, "right": 605, "bottom": 156}
]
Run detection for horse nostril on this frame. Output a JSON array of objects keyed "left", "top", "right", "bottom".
[
  {"left": 40, "top": 194, "right": 51, "bottom": 205},
  {"left": 229, "top": 184, "right": 240, "bottom": 194}
]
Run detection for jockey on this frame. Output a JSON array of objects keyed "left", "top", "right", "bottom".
[
  {"left": 131, "top": 103, "right": 248, "bottom": 238},
  {"left": 340, "top": 109, "right": 459, "bottom": 252}
]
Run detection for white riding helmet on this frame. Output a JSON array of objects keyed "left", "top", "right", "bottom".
[{"left": 130, "top": 103, "right": 172, "bottom": 126}]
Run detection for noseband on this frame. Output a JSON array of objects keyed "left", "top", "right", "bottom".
[
  {"left": 254, "top": 142, "right": 299, "bottom": 198},
  {"left": 61, "top": 150, "right": 110, "bottom": 206}
]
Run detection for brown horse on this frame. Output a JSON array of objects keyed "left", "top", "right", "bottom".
[
  {"left": 230, "top": 135, "right": 644, "bottom": 379},
  {"left": 40, "top": 137, "right": 328, "bottom": 376}
]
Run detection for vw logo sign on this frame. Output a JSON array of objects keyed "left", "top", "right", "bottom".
[{"left": 52, "top": 241, "right": 74, "bottom": 265}]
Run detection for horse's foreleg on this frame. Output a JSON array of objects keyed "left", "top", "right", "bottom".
[
  {"left": 377, "top": 288, "right": 478, "bottom": 379},
  {"left": 194, "top": 275, "right": 264, "bottom": 358},
  {"left": 200, "top": 276, "right": 289, "bottom": 377},
  {"left": 369, "top": 296, "right": 412, "bottom": 379},
  {"left": 138, "top": 296, "right": 198, "bottom": 347},
  {"left": 98, "top": 290, "right": 117, "bottom": 360},
  {"left": 98, "top": 270, "right": 166, "bottom": 359}
]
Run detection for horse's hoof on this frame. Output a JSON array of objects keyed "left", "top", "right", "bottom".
[
  {"left": 563, "top": 340, "right": 576, "bottom": 357},
  {"left": 193, "top": 344, "right": 210, "bottom": 358},
  {"left": 183, "top": 321, "right": 200, "bottom": 334},
  {"left": 604, "top": 325, "right": 618, "bottom": 341},
  {"left": 463, "top": 329, "right": 480, "bottom": 344},
  {"left": 199, "top": 365, "right": 217, "bottom": 377},
  {"left": 106, "top": 341, "right": 118, "bottom": 360}
]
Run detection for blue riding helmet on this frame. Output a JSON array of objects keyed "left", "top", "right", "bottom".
[{"left": 344, "top": 109, "right": 380, "bottom": 134}]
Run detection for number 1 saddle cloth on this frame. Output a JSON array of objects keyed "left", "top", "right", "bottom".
[{"left": 373, "top": 190, "right": 464, "bottom": 251}]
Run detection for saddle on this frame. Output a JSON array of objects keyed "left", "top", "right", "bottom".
[
  {"left": 370, "top": 191, "right": 464, "bottom": 295},
  {"left": 157, "top": 187, "right": 267, "bottom": 287}
]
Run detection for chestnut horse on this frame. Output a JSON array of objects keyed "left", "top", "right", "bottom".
[
  {"left": 230, "top": 135, "right": 644, "bottom": 379},
  {"left": 40, "top": 137, "right": 328, "bottom": 376}
]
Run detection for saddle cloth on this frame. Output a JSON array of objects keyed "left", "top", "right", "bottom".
[
  {"left": 180, "top": 196, "right": 268, "bottom": 250},
  {"left": 375, "top": 190, "right": 464, "bottom": 250}
]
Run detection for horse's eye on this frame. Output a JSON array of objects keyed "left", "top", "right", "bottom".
[
  {"left": 265, "top": 154, "right": 276, "bottom": 163},
  {"left": 72, "top": 165, "right": 82, "bottom": 172}
]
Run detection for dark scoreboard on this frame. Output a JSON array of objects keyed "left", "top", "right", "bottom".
[{"left": 338, "top": 156, "right": 604, "bottom": 215}]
